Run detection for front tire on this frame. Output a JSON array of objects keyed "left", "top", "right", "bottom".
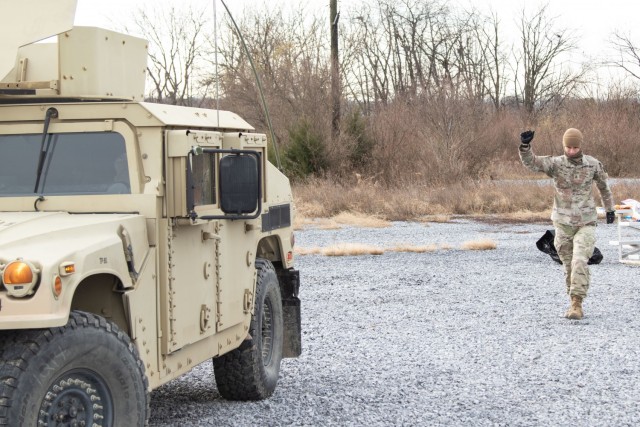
[
  {"left": 0, "top": 311, "right": 149, "bottom": 426},
  {"left": 213, "top": 258, "right": 284, "bottom": 400}
]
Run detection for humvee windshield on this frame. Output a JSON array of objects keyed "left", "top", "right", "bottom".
[{"left": 0, "top": 132, "right": 129, "bottom": 196}]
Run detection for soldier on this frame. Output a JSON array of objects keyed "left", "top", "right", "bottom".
[{"left": 519, "top": 128, "right": 615, "bottom": 320}]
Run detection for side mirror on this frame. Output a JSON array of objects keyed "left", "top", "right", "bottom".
[{"left": 219, "top": 154, "right": 260, "bottom": 215}]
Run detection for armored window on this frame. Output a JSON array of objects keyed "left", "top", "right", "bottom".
[{"left": 189, "top": 152, "right": 216, "bottom": 207}]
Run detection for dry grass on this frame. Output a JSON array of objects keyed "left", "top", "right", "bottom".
[
  {"left": 293, "top": 178, "right": 438, "bottom": 220},
  {"left": 321, "top": 243, "right": 385, "bottom": 256},
  {"left": 471, "top": 210, "right": 552, "bottom": 224},
  {"left": 296, "top": 211, "right": 391, "bottom": 230},
  {"left": 498, "top": 210, "right": 552, "bottom": 222},
  {"left": 317, "top": 220, "right": 342, "bottom": 230},
  {"left": 293, "top": 217, "right": 342, "bottom": 230},
  {"left": 293, "top": 178, "right": 640, "bottom": 223},
  {"left": 333, "top": 212, "right": 391, "bottom": 228},
  {"left": 612, "top": 182, "right": 640, "bottom": 203},
  {"left": 295, "top": 246, "right": 322, "bottom": 255},
  {"left": 293, "top": 212, "right": 313, "bottom": 230},
  {"left": 293, "top": 178, "right": 555, "bottom": 221},
  {"left": 461, "top": 239, "right": 498, "bottom": 251},
  {"left": 388, "top": 244, "right": 438, "bottom": 253},
  {"left": 417, "top": 214, "right": 452, "bottom": 223},
  {"left": 295, "top": 243, "right": 438, "bottom": 256},
  {"left": 295, "top": 242, "right": 458, "bottom": 256}
]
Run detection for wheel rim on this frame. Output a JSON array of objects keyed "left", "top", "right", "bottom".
[
  {"left": 38, "top": 369, "right": 114, "bottom": 427},
  {"left": 261, "top": 296, "right": 274, "bottom": 366}
]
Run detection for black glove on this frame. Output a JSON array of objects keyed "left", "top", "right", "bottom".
[
  {"left": 520, "top": 130, "right": 534, "bottom": 145},
  {"left": 606, "top": 211, "right": 615, "bottom": 224}
]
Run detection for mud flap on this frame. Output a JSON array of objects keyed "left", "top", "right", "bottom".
[
  {"left": 278, "top": 268, "right": 301, "bottom": 358},
  {"left": 536, "top": 229, "right": 603, "bottom": 265},
  {"left": 283, "top": 297, "right": 301, "bottom": 358}
]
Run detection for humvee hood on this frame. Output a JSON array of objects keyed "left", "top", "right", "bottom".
[{"left": 0, "top": 211, "right": 147, "bottom": 264}]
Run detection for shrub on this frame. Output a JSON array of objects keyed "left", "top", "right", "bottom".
[
  {"left": 283, "top": 118, "right": 328, "bottom": 179},
  {"left": 344, "top": 108, "right": 376, "bottom": 170}
]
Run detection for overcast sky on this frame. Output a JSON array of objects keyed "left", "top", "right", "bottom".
[
  {"left": 75, "top": 0, "right": 639, "bottom": 53},
  {"left": 74, "top": 0, "right": 640, "bottom": 83}
]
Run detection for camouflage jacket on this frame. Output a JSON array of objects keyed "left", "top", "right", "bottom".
[{"left": 519, "top": 144, "right": 614, "bottom": 226}]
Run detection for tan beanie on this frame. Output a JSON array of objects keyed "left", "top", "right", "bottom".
[{"left": 563, "top": 128, "right": 583, "bottom": 148}]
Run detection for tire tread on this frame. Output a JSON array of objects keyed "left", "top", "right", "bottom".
[
  {"left": 213, "top": 259, "right": 282, "bottom": 401},
  {"left": 0, "top": 311, "right": 150, "bottom": 425}
]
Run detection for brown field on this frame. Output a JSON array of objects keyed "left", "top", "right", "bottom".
[
  {"left": 293, "top": 179, "right": 640, "bottom": 224},
  {"left": 293, "top": 179, "right": 636, "bottom": 257}
]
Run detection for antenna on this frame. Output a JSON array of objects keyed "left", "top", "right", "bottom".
[
  {"left": 213, "top": 0, "right": 220, "bottom": 127},
  {"left": 219, "top": 0, "right": 282, "bottom": 171}
]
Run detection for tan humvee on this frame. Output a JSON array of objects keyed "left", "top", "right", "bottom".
[{"left": 0, "top": 2, "right": 301, "bottom": 425}]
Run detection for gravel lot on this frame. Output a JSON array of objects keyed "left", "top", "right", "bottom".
[{"left": 149, "top": 218, "right": 640, "bottom": 426}]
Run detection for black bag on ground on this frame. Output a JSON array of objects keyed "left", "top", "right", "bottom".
[{"left": 536, "top": 229, "right": 603, "bottom": 265}]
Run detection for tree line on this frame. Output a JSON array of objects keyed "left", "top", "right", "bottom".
[{"left": 130, "top": 0, "right": 640, "bottom": 185}]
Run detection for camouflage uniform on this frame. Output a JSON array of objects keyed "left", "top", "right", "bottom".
[{"left": 519, "top": 144, "right": 614, "bottom": 298}]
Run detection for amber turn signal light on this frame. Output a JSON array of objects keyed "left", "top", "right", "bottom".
[
  {"left": 59, "top": 262, "right": 76, "bottom": 276},
  {"left": 53, "top": 275, "right": 63, "bottom": 298}
]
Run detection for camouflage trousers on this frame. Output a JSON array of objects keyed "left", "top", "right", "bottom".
[{"left": 553, "top": 222, "right": 596, "bottom": 298}]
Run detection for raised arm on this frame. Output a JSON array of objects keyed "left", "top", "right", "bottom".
[{"left": 518, "top": 130, "right": 556, "bottom": 177}]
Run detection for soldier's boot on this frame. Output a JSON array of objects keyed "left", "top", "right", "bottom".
[{"left": 565, "top": 295, "right": 583, "bottom": 320}]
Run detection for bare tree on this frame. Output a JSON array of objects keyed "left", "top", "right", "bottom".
[
  {"left": 514, "top": 4, "right": 586, "bottom": 114},
  {"left": 610, "top": 32, "right": 640, "bottom": 81},
  {"left": 213, "top": 5, "right": 331, "bottom": 143},
  {"left": 474, "top": 10, "right": 507, "bottom": 111},
  {"left": 449, "top": 11, "right": 494, "bottom": 103},
  {"left": 342, "top": 0, "right": 508, "bottom": 108},
  {"left": 331, "top": 0, "right": 341, "bottom": 141},
  {"left": 344, "top": 0, "right": 466, "bottom": 105},
  {"left": 131, "top": 6, "right": 210, "bottom": 106},
  {"left": 343, "top": 4, "right": 394, "bottom": 106}
]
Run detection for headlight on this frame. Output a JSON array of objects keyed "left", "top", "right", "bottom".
[{"left": 2, "top": 260, "right": 39, "bottom": 297}]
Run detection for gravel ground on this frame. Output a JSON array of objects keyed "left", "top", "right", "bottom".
[{"left": 149, "top": 218, "right": 640, "bottom": 426}]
